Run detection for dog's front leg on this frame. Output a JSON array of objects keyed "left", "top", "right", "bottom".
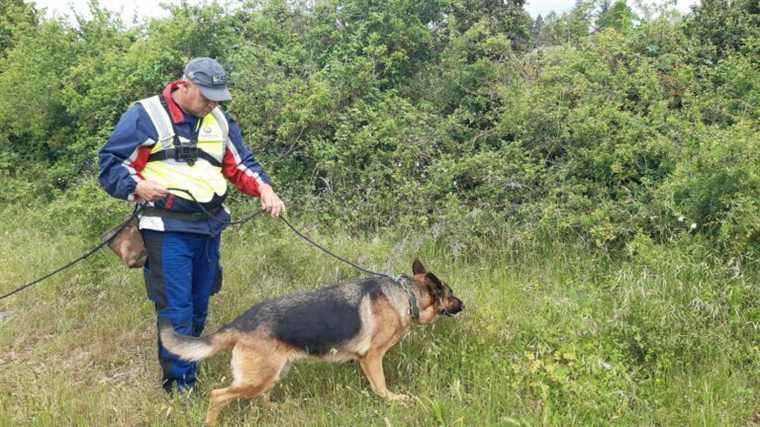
[{"left": 358, "top": 353, "right": 412, "bottom": 403}]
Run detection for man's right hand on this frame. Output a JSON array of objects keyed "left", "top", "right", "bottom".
[{"left": 135, "top": 180, "right": 169, "bottom": 202}]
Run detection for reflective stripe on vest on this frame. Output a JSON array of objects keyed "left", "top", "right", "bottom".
[{"left": 138, "top": 95, "right": 228, "bottom": 203}]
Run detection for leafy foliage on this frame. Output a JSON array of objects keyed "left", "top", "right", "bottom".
[{"left": 0, "top": 0, "right": 758, "bottom": 259}]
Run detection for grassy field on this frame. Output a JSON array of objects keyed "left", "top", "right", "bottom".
[{"left": 0, "top": 212, "right": 757, "bottom": 426}]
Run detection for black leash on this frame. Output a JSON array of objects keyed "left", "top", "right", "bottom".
[
  {"left": 1, "top": 188, "right": 394, "bottom": 301},
  {"left": 0, "top": 204, "right": 142, "bottom": 301},
  {"left": 168, "top": 187, "right": 394, "bottom": 280},
  {"left": 278, "top": 215, "right": 396, "bottom": 281},
  {"left": 0, "top": 189, "right": 264, "bottom": 301}
]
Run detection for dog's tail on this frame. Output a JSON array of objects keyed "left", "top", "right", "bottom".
[{"left": 159, "top": 319, "right": 237, "bottom": 362}]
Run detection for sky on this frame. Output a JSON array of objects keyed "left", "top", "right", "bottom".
[
  {"left": 525, "top": 0, "right": 699, "bottom": 17},
  {"left": 32, "top": 0, "right": 701, "bottom": 24}
]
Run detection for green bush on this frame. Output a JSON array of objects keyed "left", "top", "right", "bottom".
[
  {"left": 0, "top": 0, "right": 758, "bottom": 260},
  {"left": 652, "top": 123, "right": 759, "bottom": 255}
]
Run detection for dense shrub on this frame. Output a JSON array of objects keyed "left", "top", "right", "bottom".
[
  {"left": 0, "top": 0, "right": 757, "bottom": 259},
  {"left": 652, "top": 123, "right": 759, "bottom": 255}
]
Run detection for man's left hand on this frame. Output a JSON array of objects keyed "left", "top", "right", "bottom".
[{"left": 259, "top": 184, "right": 285, "bottom": 217}]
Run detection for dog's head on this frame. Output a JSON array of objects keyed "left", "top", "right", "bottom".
[{"left": 411, "top": 259, "right": 464, "bottom": 320}]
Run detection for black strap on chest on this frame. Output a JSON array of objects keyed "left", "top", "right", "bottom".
[
  {"left": 148, "top": 144, "right": 221, "bottom": 167},
  {"left": 147, "top": 95, "right": 221, "bottom": 167}
]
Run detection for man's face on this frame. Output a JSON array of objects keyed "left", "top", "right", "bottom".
[{"left": 180, "top": 81, "right": 218, "bottom": 117}]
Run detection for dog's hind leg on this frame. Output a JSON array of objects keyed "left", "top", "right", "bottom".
[
  {"left": 204, "top": 343, "right": 288, "bottom": 426},
  {"left": 358, "top": 352, "right": 412, "bottom": 403}
]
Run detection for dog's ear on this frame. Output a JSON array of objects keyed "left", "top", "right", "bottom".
[
  {"left": 412, "top": 259, "right": 426, "bottom": 275},
  {"left": 425, "top": 272, "right": 445, "bottom": 297}
]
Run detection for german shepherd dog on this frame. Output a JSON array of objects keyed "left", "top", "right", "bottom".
[{"left": 160, "top": 260, "right": 464, "bottom": 425}]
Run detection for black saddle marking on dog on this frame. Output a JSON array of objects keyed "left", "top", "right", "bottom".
[
  {"left": 272, "top": 297, "right": 361, "bottom": 355},
  {"left": 223, "top": 278, "right": 387, "bottom": 355}
]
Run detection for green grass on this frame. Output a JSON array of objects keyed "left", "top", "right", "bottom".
[{"left": 0, "top": 213, "right": 757, "bottom": 426}]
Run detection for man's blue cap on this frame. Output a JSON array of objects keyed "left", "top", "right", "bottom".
[{"left": 183, "top": 57, "right": 232, "bottom": 102}]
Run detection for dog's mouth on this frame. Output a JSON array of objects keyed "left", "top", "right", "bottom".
[{"left": 440, "top": 300, "right": 464, "bottom": 317}]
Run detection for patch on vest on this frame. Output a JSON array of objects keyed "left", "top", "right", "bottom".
[{"left": 199, "top": 126, "right": 223, "bottom": 140}]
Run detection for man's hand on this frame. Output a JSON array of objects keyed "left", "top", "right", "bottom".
[
  {"left": 259, "top": 184, "right": 285, "bottom": 217},
  {"left": 135, "top": 180, "right": 169, "bottom": 202}
]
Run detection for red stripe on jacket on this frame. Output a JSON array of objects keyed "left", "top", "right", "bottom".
[
  {"left": 222, "top": 150, "right": 262, "bottom": 197},
  {"left": 131, "top": 146, "right": 152, "bottom": 178}
]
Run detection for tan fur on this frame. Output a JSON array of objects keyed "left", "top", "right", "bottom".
[{"left": 205, "top": 337, "right": 292, "bottom": 425}]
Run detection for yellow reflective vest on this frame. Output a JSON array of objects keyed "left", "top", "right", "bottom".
[{"left": 138, "top": 95, "right": 229, "bottom": 203}]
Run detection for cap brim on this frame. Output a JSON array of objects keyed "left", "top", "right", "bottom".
[{"left": 198, "top": 85, "right": 232, "bottom": 102}]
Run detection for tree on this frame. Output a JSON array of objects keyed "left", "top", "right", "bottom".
[
  {"left": 595, "top": 0, "right": 635, "bottom": 32},
  {"left": 685, "top": 0, "right": 760, "bottom": 61},
  {"left": 0, "top": 0, "right": 38, "bottom": 58},
  {"left": 445, "top": 0, "right": 533, "bottom": 51},
  {"left": 531, "top": 14, "right": 545, "bottom": 47}
]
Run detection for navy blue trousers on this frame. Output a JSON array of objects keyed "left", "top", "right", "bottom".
[{"left": 141, "top": 230, "right": 222, "bottom": 392}]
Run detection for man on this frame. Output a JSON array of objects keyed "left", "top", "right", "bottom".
[{"left": 99, "top": 57, "right": 285, "bottom": 394}]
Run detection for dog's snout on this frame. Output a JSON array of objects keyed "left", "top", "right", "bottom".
[{"left": 443, "top": 297, "right": 464, "bottom": 316}]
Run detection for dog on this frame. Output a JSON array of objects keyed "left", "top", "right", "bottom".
[{"left": 159, "top": 259, "right": 464, "bottom": 425}]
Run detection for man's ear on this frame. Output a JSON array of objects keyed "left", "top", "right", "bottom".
[{"left": 412, "top": 259, "right": 426, "bottom": 275}]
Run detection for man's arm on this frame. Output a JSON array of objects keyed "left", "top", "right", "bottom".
[
  {"left": 221, "top": 116, "right": 285, "bottom": 217},
  {"left": 99, "top": 105, "right": 166, "bottom": 202}
]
